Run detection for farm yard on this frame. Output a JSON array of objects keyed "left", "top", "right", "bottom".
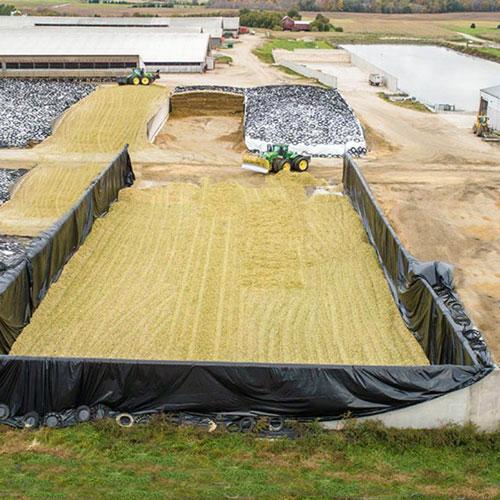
[{"left": 0, "top": 13, "right": 499, "bottom": 496}]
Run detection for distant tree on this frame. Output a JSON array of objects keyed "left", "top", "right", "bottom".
[
  {"left": 470, "top": 22, "right": 476, "bottom": 28},
  {"left": 311, "top": 13, "right": 332, "bottom": 31},
  {"left": 0, "top": 3, "right": 15, "bottom": 15},
  {"left": 287, "top": 6, "right": 301, "bottom": 18}
]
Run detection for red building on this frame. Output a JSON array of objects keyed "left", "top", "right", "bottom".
[{"left": 281, "top": 16, "right": 311, "bottom": 32}]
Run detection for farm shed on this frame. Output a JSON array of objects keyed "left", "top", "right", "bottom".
[
  {"left": 222, "top": 17, "right": 240, "bottom": 38},
  {"left": 281, "top": 16, "right": 311, "bottom": 32},
  {"left": 0, "top": 28, "right": 212, "bottom": 76},
  {"left": 479, "top": 85, "right": 500, "bottom": 131}
]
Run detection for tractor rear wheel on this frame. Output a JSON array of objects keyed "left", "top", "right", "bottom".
[
  {"left": 293, "top": 156, "right": 309, "bottom": 172},
  {"left": 141, "top": 77, "right": 150, "bottom": 85},
  {"left": 132, "top": 77, "right": 140, "bottom": 86}
]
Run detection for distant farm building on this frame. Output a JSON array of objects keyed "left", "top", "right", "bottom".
[
  {"left": 0, "top": 28, "right": 212, "bottom": 77},
  {"left": 0, "top": 15, "right": 240, "bottom": 49},
  {"left": 479, "top": 85, "right": 500, "bottom": 131},
  {"left": 281, "top": 16, "right": 311, "bottom": 32}
]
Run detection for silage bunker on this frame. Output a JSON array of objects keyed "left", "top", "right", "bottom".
[
  {"left": 0, "top": 150, "right": 493, "bottom": 428},
  {"left": 172, "top": 85, "right": 367, "bottom": 157}
]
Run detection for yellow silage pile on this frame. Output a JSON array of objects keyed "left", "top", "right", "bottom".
[
  {"left": 0, "top": 162, "right": 104, "bottom": 236},
  {"left": 39, "top": 84, "right": 169, "bottom": 154},
  {"left": 0, "top": 84, "right": 168, "bottom": 236},
  {"left": 11, "top": 173, "right": 428, "bottom": 366}
]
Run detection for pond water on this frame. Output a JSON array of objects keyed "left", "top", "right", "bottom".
[{"left": 342, "top": 44, "right": 500, "bottom": 111}]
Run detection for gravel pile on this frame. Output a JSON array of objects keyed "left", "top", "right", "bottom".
[
  {"left": 0, "top": 79, "right": 96, "bottom": 148},
  {"left": 245, "top": 85, "right": 366, "bottom": 157},
  {"left": 0, "top": 168, "right": 27, "bottom": 204}
]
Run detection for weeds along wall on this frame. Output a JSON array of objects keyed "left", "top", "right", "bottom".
[
  {"left": 0, "top": 151, "right": 494, "bottom": 428},
  {"left": 342, "top": 156, "right": 493, "bottom": 370},
  {"left": 0, "top": 146, "right": 134, "bottom": 353}
]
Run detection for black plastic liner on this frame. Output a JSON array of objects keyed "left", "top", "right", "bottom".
[
  {"left": 342, "top": 156, "right": 492, "bottom": 370},
  {"left": 0, "top": 150, "right": 493, "bottom": 427},
  {"left": 0, "top": 146, "right": 134, "bottom": 353}
]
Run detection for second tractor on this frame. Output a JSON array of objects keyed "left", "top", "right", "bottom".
[{"left": 242, "top": 144, "right": 310, "bottom": 174}]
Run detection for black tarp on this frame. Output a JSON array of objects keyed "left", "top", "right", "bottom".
[
  {"left": 0, "top": 357, "right": 487, "bottom": 423},
  {"left": 342, "top": 156, "right": 492, "bottom": 369},
  {"left": 0, "top": 150, "right": 493, "bottom": 426},
  {"left": 0, "top": 146, "right": 134, "bottom": 353}
]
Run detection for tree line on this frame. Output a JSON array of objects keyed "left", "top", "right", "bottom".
[{"left": 209, "top": 0, "right": 499, "bottom": 13}]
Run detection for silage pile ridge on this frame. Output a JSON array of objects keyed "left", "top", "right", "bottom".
[
  {"left": 0, "top": 85, "right": 169, "bottom": 237},
  {"left": 11, "top": 173, "right": 428, "bottom": 366},
  {"left": 39, "top": 84, "right": 170, "bottom": 154},
  {"left": 0, "top": 162, "right": 104, "bottom": 236}
]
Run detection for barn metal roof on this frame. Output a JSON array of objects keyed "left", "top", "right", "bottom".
[
  {"left": 481, "top": 85, "right": 500, "bottom": 99},
  {"left": 0, "top": 27, "right": 210, "bottom": 63},
  {"left": 0, "top": 15, "right": 227, "bottom": 38},
  {"left": 222, "top": 17, "right": 240, "bottom": 30}
]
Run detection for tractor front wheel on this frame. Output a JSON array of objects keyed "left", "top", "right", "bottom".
[
  {"left": 271, "top": 158, "right": 281, "bottom": 173},
  {"left": 132, "top": 77, "right": 140, "bottom": 86},
  {"left": 279, "top": 159, "right": 292, "bottom": 172},
  {"left": 293, "top": 156, "right": 309, "bottom": 172},
  {"left": 141, "top": 77, "right": 150, "bottom": 85}
]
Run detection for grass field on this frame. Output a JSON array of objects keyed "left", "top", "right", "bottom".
[
  {"left": 450, "top": 21, "right": 500, "bottom": 42},
  {"left": 0, "top": 419, "right": 498, "bottom": 498},
  {"left": 11, "top": 174, "right": 427, "bottom": 365},
  {"left": 253, "top": 39, "right": 333, "bottom": 64},
  {"left": 378, "top": 93, "right": 430, "bottom": 113}
]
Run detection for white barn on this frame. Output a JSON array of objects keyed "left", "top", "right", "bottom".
[
  {"left": 479, "top": 85, "right": 500, "bottom": 131},
  {"left": 0, "top": 27, "right": 212, "bottom": 77}
]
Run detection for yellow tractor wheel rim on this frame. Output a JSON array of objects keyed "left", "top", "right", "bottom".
[
  {"left": 282, "top": 161, "right": 291, "bottom": 172},
  {"left": 141, "top": 77, "right": 150, "bottom": 85},
  {"left": 132, "top": 77, "right": 140, "bottom": 85},
  {"left": 298, "top": 159, "right": 308, "bottom": 171}
]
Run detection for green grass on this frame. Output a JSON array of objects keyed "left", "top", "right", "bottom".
[
  {"left": 215, "top": 55, "right": 233, "bottom": 64},
  {"left": 0, "top": 419, "right": 498, "bottom": 498},
  {"left": 378, "top": 92, "right": 430, "bottom": 113},
  {"left": 452, "top": 24, "right": 500, "bottom": 43},
  {"left": 253, "top": 38, "right": 333, "bottom": 64},
  {"left": 477, "top": 46, "right": 500, "bottom": 59}
]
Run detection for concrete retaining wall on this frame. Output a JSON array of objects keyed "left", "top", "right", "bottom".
[
  {"left": 344, "top": 49, "right": 399, "bottom": 92},
  {"left": 147, "top": 97, "right": 170, "bottom": 142},
  {"left": 272, "top": 54, "right": 337, "bottom": 88},
  {"left": 323, "top": 368, "right": 500, "bottom": 431}
]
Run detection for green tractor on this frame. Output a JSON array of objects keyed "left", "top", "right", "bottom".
[
  {"left": 241, "top": 144, "right": 310, "bottom": 174},
  {"left": 116, "top": 67, "right": 160, "bottom": 86}
]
